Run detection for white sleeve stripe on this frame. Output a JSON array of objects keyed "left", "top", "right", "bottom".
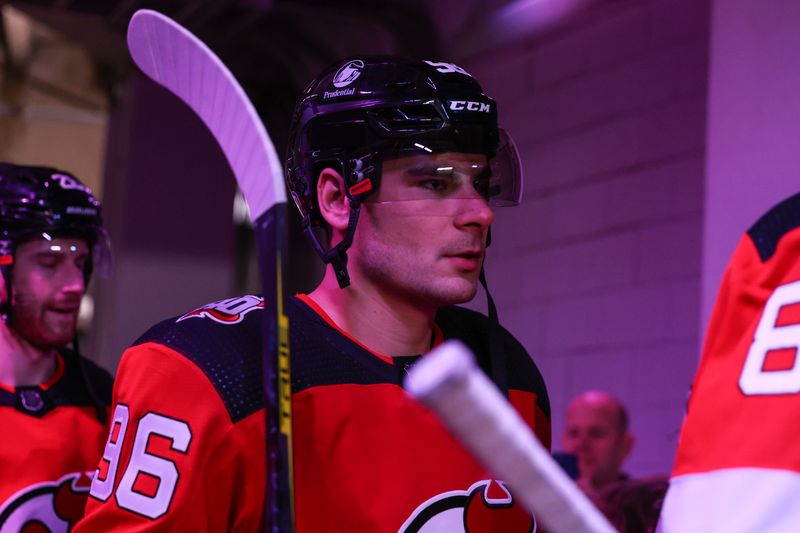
[{"left": 658, "top": 467, "right": 800, "bottom": 533}]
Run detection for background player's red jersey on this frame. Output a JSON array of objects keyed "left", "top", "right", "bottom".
[
  {"left": 0, "top": 350, "right": 112, "bottom": 531},
  {"left": 77, "top": 294, "right": 550, "bottom": 532},
  {"left": 659, "top": 192, "right": 800, "bottom": 532}
]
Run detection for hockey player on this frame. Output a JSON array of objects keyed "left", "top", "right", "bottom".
[
  {"left": 658, "top": 192, "right": 800, "bottom": 532},
  {"left": 0, "top": 163, "right": 113, "bottom": 531},
  {"left": 77, "top": 56, "right": 550, "bottom": 532}
]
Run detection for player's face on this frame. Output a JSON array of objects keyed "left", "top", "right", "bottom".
[
  {"left": 561, "top": 400, "right": 631, "bottom": 488},
  {"left": 352, "top": 152, "right": 494, "bottom": 307},
  {"left": 7, "top": 237, "right": 88, "bottom": 348}
]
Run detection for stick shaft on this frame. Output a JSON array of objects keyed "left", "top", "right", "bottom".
[{"left": 406, "top": 341, "right": 617, "bottom": 533}]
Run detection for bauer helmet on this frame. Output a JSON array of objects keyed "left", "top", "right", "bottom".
[{"left": 0, "top": 163, "right": 111, "bottom": 290}]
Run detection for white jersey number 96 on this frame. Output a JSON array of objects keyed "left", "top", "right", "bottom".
[{"left": 90, "top": 404, "right": 192, "bottom": 520}]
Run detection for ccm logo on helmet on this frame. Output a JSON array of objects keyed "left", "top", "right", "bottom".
[{"left": 448, "top": 100, "right": 491, "bottom": 113}]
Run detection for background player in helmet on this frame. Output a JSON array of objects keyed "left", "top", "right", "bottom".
[
  {"left": 77, "top": 56, "right": 549, "bottom": 532},
  {"left": 0, "top": 163, "right": 113, "bottom": 531}
]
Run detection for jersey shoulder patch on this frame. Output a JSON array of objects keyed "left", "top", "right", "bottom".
[{"left": 174, "top": 294, "right": 265, "bottom": 325}]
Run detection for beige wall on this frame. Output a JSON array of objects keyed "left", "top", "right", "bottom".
[
  {"left": 0, "top": 6, "right": 108, "bottom": 196},
  {"left": 1, "top": 6, "right": 110, "bottom": 361}
]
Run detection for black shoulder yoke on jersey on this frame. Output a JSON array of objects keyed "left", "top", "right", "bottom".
[
  {"left": 747, "top": 191, "right": 800, "bottom": 262},
  {"left": 133, "top": 296, "right": 267, "bottom": 425},
  {"left": 0, "top": 349, "right": 113, "bottom": 418},
  {"left": 436, "top": 305, "right": 551, "bottom": 420},
  {"left": 134, "top": 296, "right": 550, "bottom": 424}
]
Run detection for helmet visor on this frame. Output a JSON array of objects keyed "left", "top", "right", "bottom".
[
  {"left": 29, "top": 227, "right": 113, "bottom": 280},
  {"left": 368, "top": 129, "right": 522, "bottom": 207},
  {"left": 90, "top": 227, "right": 113, "bottom": 279}
]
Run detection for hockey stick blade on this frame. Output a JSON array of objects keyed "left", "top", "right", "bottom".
[
  {"left": 127, "top": 10, "right": 294, "bottom": 533},
  {"left": 127, "top": 9, "right": 284, "bottom": 219},
  {"left": 405, "top": 341, "right": 618, "bottom": 533}
]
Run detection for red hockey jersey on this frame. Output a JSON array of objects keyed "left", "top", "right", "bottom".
[
  {"left": 77, "top": 294, "right": 550, "bottom": 532},
  {"left": 659, "top": 192, "right": 800, "bottom": 532},
  {"left": 0, "top": 350, "right": 112, "bottom": 531}
]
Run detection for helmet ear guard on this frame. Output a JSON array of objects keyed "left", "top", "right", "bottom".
[
  {"left": 302, "top": 196, "right": 361, "bottom": 289},
  {"left": 294, "top": 152, "right": 377, "bottom": 289}
]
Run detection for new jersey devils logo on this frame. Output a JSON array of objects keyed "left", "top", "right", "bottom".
[
  {"left": 177, "top": 295, "right": 264, "bottom": 325},
  {"left": 0, "top": 472, "right": 92, "bottom": 532},
  {"left": 333, "top": 60, "right": 364, "bottom": 88},
  {"left": 399, "top": 480, "right": 536, "bottom": 532}
]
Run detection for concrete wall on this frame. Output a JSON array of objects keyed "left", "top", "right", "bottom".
[
  {"left": 464, "top": 0, "right": 711, "bottom": 476},
  {"left": 87, "top": 74, "right": 238, "bottom": 372},
  {"left": 0, "top": 8, "right": 107, "bottom": 194},
  {"left": 702, "top": 0, "right": 800, "bottom": 330}
]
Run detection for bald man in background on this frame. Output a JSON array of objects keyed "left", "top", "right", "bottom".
[
  {"left": 562, "top": 390, "right": 634, "bottom": 492},
  {"left": 562, "top": 390, "right": 667, "bottom": 533}
]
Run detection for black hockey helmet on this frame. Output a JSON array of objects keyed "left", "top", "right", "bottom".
[
  {"left": 286, "top": 55, "right": 522, "bottom": 287},
  {"left": 0, "top": 163, "right": 111, "bottom": 287}
]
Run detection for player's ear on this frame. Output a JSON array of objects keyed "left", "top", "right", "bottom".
[
  {"left": 621, "top": 432, "right": 634, "bottom": 459},
  {"left": 317, "top": 168, "right": 350, "bottom": 232}
]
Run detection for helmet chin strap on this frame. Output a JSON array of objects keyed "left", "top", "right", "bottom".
[
  {"left": 303, "top": 196, "right": 362, "bottom": 289},
  {"left": 479, "top": 227, "right": 508, "bottom": 399}
]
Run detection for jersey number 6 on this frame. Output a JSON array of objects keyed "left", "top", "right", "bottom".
[
  {"left": 739, "top": 280, "right": 800, "bottom": 396},
  {"left": 89, "top": 404, "right": 193, "bottom": 519}
]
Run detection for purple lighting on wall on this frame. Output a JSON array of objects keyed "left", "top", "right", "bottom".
[
  {"left": 453, "top": 0, "right": 592, "bottom": 58},
  {"left": 497, "top": 0, "right": 591, "bottom": 34}
]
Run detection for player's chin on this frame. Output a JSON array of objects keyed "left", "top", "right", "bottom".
[
  {"left": 40, "top": 320, "right": 78, "bottom": 346},
  {"left": 433, "top": 277, "right": 479, "bottom": 305},
  {"left": 26, "top": 331, "right": 74, "bottom": 350},
  {"left": 47, "top": 330, "right": 76, "bottom": 347}
]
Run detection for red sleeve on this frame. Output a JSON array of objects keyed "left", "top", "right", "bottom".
[
  {"left": 75, "top": 342, "right": 265, "bottom": 532},
  {"left": 509, "top": 389, "right": 551, "bottom": 451},
  {"left": 661, "top": 204, "right": 800, "bottom": 532}
]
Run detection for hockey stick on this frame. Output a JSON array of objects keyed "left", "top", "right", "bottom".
[
  {"left": 127, "top": 10, "right": 293, "bottom": 532},
  {"left": 405, "top": 341, "right": 618, "bottom": 533}
]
